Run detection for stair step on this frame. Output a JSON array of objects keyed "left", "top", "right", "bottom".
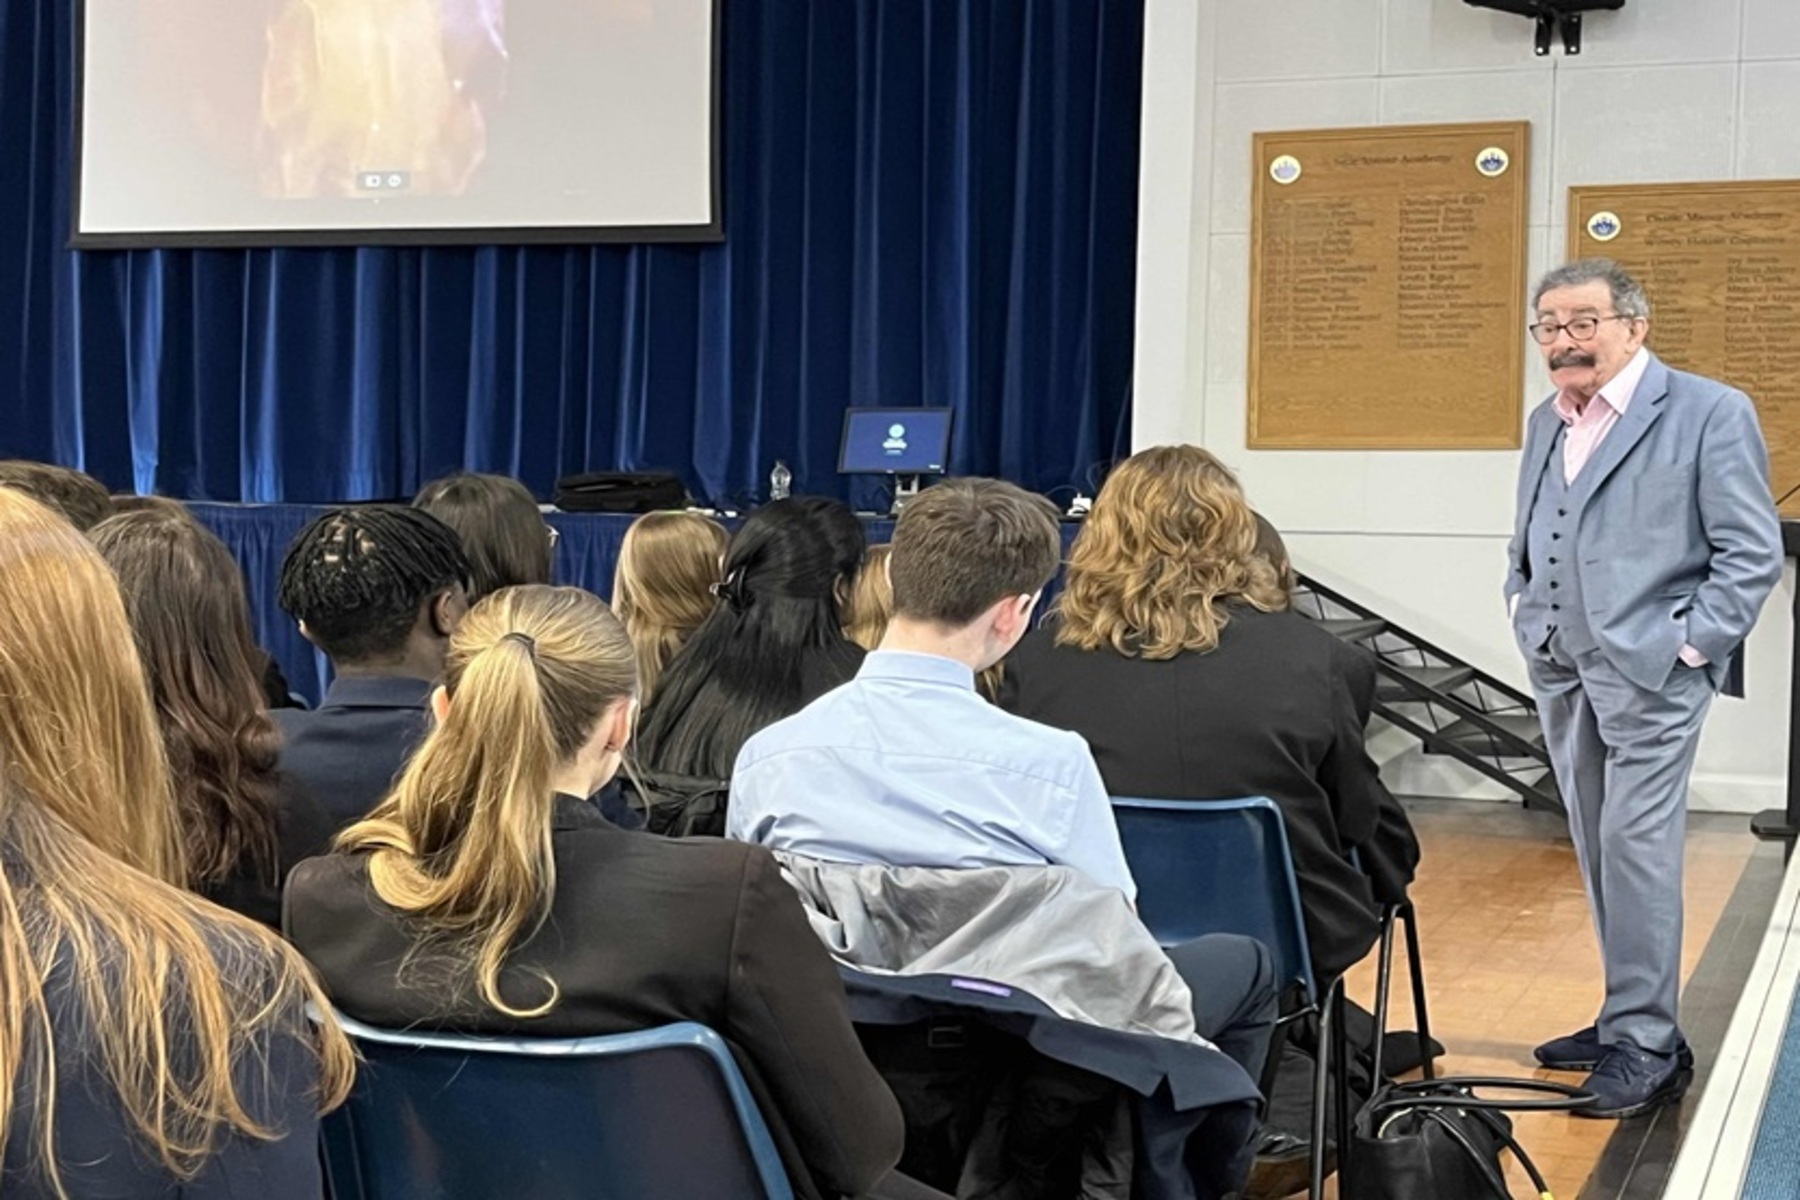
[
  {"left": 1432, "top": 715, "right": 1547, "bottom": 756},
  {"left": 1376, "top": 664, "right": 1477, "bottom": 702},
  {"left": 1315, "top": 617, "right": 1387, "bottom": 643}
]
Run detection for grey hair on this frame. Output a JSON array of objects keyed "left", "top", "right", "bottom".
[{"left": 1531, "top": 258, "right": 1651, "bottom": 321}]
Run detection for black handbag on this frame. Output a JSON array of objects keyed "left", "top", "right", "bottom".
[
  {"left": 1340, "top": 911, "right": 1595, "bottom": 1199},
  {"left": 1344, "top": 1076, "right": 1592, "bottom": 1199}
]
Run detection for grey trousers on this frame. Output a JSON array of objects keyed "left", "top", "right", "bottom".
[{"left": 1526, "top": 637, "right": 1714, "bottom": 1056}]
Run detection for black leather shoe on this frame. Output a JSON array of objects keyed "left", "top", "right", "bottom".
[{"left": 1574, "top": 1044, "right": 1693, "bottom": 1119}]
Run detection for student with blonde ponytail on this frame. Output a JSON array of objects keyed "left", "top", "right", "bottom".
[
  {"left": 287, "top": 585, "right": 933, "bottom": 1200},
  {"left": 0, "top": 488, "right": 353, "bottom": 1198}
]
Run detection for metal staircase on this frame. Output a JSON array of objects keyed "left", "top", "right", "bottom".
[{"left": 1292, "top": 572, "right": 1563, "bottom": 815}]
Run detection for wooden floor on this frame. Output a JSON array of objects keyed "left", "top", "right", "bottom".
[{"left": 1323, "top": 799, "right": 1782, "bottom": 1200}]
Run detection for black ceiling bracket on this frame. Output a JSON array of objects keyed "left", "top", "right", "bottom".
[
  {"left": 1561, "top": 11, "right": 1585, "bottom": 54},
  {"left": 1466, "top": 0, "right": 1623, "bottom": 55}
]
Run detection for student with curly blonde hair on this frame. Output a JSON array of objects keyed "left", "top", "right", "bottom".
[
  {"left": 0, "top": 489, "right": 352, "bottom": 1198},
  {"left": 1000, "top": 446, "right": 1418, "bottom": 982}
]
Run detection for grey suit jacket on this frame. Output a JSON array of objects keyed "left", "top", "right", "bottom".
[{"left": 1505, "top": 352, "right": 1782, "bottom": 693}]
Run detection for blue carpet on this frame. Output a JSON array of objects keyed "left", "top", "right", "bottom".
[{"left": 1741, "top": 980, "right": 1800, "bottom": 1199}]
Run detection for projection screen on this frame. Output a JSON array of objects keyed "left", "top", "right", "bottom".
[{"left": 73, "top": 0, "right": 720, "bottom": 247}]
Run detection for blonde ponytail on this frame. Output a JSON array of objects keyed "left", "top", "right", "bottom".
[{"left": 339, "top": 586, "right": 638, "bottom": 1020}]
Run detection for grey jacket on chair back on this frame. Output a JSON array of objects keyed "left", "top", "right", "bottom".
[{"left": 1505, "top": 352, "right": 1783, "bottom": 694}]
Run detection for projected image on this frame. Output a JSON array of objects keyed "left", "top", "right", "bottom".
[
  {"left": 257, "top": 0, "right": 510, "bottom": 199},
  {"left": 76, "top": 0, "right": 713, "bottom": 244}
]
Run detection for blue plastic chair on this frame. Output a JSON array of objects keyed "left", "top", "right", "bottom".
[
  {"left": 1111, "top": 796, "right": 1317, "bottom": 1003},
  {"left": 1112, "top": 796, "right": 1343, "bottom": 1199},
  {"left": 313, "top": 1013, "right": 796, "bottom": 1200}
]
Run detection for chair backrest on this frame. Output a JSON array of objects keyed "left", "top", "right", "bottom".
[
  {"left": 1111, "top": 796, "right": 1317, "bottom": 1003},
  {"left": 315, "top": 1014, "right": 795, "bottom": 1200}
]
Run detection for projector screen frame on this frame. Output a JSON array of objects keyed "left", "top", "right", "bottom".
[{"left": 68, "top": 0, "right": 725, "bottom": 250}]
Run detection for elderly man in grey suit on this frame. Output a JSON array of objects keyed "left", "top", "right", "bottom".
[{"left": 1506, "top": 258, "right": 1782, "bottom": 1117}]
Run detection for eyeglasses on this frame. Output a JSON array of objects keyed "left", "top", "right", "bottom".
[{"left": 1527, "top": 314, "right": 1636, "bottom": 345}]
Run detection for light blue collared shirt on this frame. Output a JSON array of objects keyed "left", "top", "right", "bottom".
[{"left": 728, "top": 650, "right": 1136, "bottom": 900}]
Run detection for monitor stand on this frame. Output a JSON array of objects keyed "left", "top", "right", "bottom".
[{"left": 889, "top": 474, "right": 923, "bottom": 517}]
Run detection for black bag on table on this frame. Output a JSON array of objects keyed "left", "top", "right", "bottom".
[{"left": 552, "top": 471, "right": 690, "bottom": 514}]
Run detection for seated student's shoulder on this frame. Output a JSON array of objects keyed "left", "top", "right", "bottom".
[
  {"left": 730, "top": 687, "right": 863, "bottom": 772},
  {"left": 552, "top": 820, "right": 793, "bottom": 908},
  {"left": 1229, "top": 605, "right": 1342, "bottom": 657},
  {"left": 284, "top": 853, "right": 378, "bottom": 926},
  {"left": 980, "top": 700, "right": 1106, "bottom": 790}
]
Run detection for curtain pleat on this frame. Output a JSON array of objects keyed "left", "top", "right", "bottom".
[{"left": 1, "top": 0, "right": 1141, "bottom": 506}]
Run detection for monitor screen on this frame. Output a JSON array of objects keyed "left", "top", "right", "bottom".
[{"left": 839, "top": 408, "right": 953, "bottom": 475}]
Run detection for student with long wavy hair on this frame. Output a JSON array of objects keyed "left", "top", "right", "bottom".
[
  {"left": 997, "top": 445, "right": 1420, "bottom": 983},
  {"left": 414, "top": 471, "right": 557, "bottom": 602},
  {"left": 611, "top": 510, "right": 728, "bottom": 701},
  {"left": 635, "top": 497, "right": 867, "bottom": 781},
  {"left": 92, "top": 510, "right": 336, "bottom": 928},
  {"left": 0, "top": 489, "right": 353, "bottom": 1197},
  {"left": 285, "top": 585, "right": 926, "bottom": 1200}
]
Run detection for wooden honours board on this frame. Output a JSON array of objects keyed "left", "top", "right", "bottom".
[
  {"left": 1249, "top": 121, "right": 1530, "bottom": 449},
  {"left": 1567, "top": 181, "right": 1800, "bottom": 515}
]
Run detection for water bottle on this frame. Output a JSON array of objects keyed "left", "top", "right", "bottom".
[{"left": 770, "top": 460, "right": 792, "bottom": 501}]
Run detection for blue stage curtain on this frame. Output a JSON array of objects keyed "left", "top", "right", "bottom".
[{"left": 0, "top": 1, "right": 1140, "bottom": 506}]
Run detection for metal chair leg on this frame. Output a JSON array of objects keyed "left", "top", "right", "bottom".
[
  {"left": 1309, "top": 984, "right": 1334, "bottom": 1200},
  {"left": 1331, "top": 982, "right": 1354, "bottom": 1187},
  {"left": 1398, "top": 901, "right": 1435, "bottom": 1081}
]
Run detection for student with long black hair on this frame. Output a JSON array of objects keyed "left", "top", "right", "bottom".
[{"left": 635, "top": 497, "right": 866, "bottom": 781}]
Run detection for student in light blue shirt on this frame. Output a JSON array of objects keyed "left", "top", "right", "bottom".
[
  {"left": 728, "top": 477, "right": 1277, "bottom": 1090},
  {"left": 728, "top": 480, "right": 1133, "bottom": 898}
]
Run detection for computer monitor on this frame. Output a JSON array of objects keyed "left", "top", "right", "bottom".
[{"left": 838, "top": 407, "right": 953, "bottom": 475}]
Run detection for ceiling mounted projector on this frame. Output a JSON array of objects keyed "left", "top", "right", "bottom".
[{"left": 1463, "top": 0, "right": 1625, "bottom": 55}]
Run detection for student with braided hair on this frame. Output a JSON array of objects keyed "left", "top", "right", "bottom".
[{"left": 273, "top": 505, "right": 471, "bottom": 827}]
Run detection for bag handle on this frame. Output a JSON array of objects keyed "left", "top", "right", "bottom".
[
  {"left": 1411, "top": 1108, "right": 1513, "bottom": 1199},
  {"left": 1369, "top": 1076, "right": 1596, "bottom": 1115},
  {"left": 1467, "top": 1106, "right": 1556, "bottom": 1200}
]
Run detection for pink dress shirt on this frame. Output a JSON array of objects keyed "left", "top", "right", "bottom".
[
  {"left": 1550, "top": 347, "right": 1706, "bottom": 668},
  {"left": 1553, "top": 345, "right": 1649, "bottom": 482}
]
